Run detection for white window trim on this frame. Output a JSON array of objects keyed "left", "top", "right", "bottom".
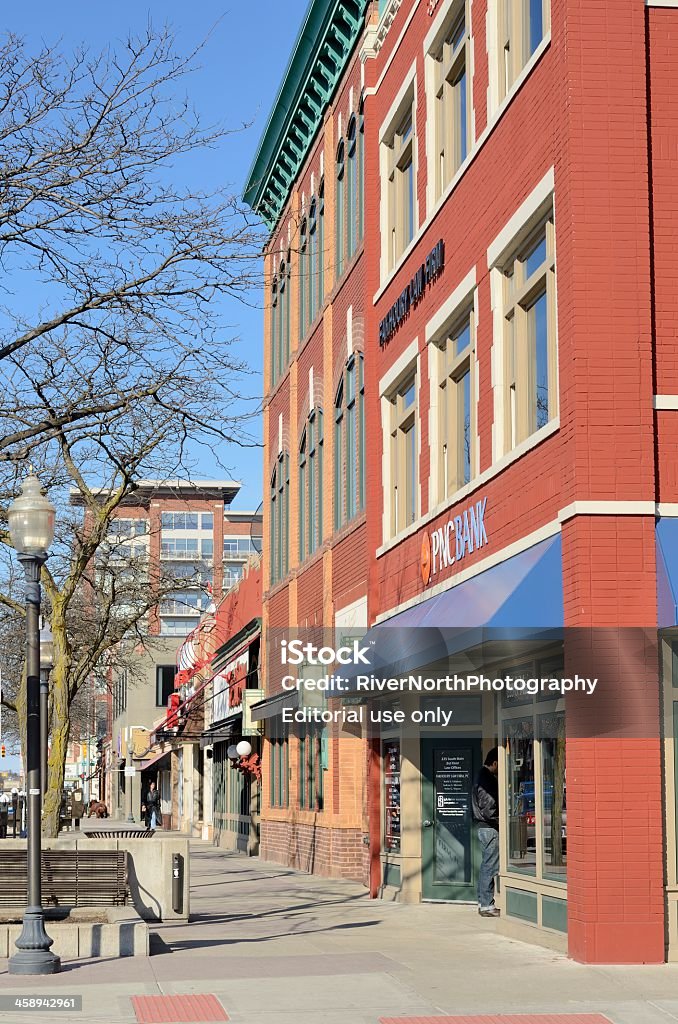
[
  {"left": 379, "top": 62, "right": 418, "bottom": 282},
  {"left": 380, "top": 340, "right": 420, "bottom": 544},
  {"left": 375, "top": 36, "right": 551, "bottom": 300},
  {"left": 488, "top": 169, "right": 556, "bottom": 461},
  {"left": 424, "top": 0, "right": 475, "bottom": 214},
  {"left": 426, "top": 268, "right": 478, "bottom": 508}
]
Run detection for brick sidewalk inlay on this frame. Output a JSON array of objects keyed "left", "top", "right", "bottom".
[{"left": 131, "top": 994, "right": 229, "bottom": 1023}]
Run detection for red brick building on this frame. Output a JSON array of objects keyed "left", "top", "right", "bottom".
[
  {"left": 245, "top": 0, "right": 678, "bottom": 964},
  {"left": 358, "top": 0, "right": 678, "bottom": 965},
  {"left": 244, "top": 0, "right": 371, "bottom": 881}
]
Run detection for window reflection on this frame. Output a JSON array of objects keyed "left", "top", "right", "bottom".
[{"left": 506, "top": 719, "right": 536, "bottom": 875}]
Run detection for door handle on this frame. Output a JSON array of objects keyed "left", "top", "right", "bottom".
[{"left": 422, "top": 819, "right": 433, "bottom": 828}]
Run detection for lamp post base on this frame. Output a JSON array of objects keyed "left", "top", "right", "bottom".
[{"left": 8, "top": 908, "right": 61, "bottom": 975}]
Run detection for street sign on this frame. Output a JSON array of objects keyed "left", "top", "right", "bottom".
[{"left": 124, "top": 766, "right": 136, "bottom": 777}]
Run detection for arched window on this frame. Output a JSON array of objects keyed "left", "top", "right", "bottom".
[
  {"left": 318, "top": 178, "right": 325, "bottom": 308},
  {"left": 278, "top": 257, "right": 286, "bottom": 381},
  {"left": 299, "top": 218, "right": 308, "bottom": 339},
  {"left": 285, "top": 248, "right": 292, "bottom": 365},
  {"left": 270, "top": 450, "right": 290, "bottom": 585},
  {"left": 358, "top": 95, "right": 365, "bottom": 242},
  {"left": 308, "top": 198, "right": 317, "bottom": 327},
  {"left": 336, "top": 139, "right": 345, "bottom": 279},
  {"left": 299, "top": 408, "right": 324, "bottom": 561},
  {"left": 271, "top": 277, "right": 278, "bottom": 385},
  {"left": 299, "top": 427, "right": 307, "bottom": 561},
  {"left": 347, "top": 115, "right": 357, "bottom": 261},
  {"left": 334, "top": 354, "right": 364, "bottom": 529}
]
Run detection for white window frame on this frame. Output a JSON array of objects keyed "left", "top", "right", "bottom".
[{"left": 379, "top": 65, "right": 417, "bottom": 281}]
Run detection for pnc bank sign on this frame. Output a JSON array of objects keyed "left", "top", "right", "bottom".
[{"left": 420, "top": 497, "right": 488, "bottom": 586}]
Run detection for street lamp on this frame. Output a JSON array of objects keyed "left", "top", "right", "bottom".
[
  {"left": 7, "top": 474, "right": 60, "bottom": 976},
  {"left": 39, "top": 622, "right": 54, "bottom": 801}
]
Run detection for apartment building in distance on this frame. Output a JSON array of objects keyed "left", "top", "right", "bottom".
[{"left": 244, "top": 0, "right": 372, "bottom": 881}]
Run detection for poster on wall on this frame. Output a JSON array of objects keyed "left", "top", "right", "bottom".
[{"left": 383, "top": 740, "right": 401, "bottom": 854}]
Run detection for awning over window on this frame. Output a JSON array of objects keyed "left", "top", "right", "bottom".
[
  {"left": 338, "top": 535, "right": 564, "bottom": 689},
  {"left": 249, "top": 689, "right": 299, "bottom": 722},
  {"left": 657, "top": 519, "right": 678, "bottom": 627},
  {"left": 138, "top": 750, "right": 171, "bottom": 771}
]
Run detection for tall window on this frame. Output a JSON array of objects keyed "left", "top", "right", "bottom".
[
  {"left": 270, "top": 451, "right": 290, "bottom": 586},
  {"left": 299, "top": 219, "right": 308, "bottom": 339},
  {"left": 346, "top": 115, "right": 357, "bottom": 261},
  {"left": 309, "top": 198, "right": 318, "bottom": 326},
  {"left": 269, "top": 736, "right": 289, "bottom": 808},
  {"left": 278, "top": 256, "right": 288, "bottom": 381},
  {"left": 438, "top": 308, "right": 475, "bottom": 496},
  {"left": 271, "top": 277, "right": 279, "bottom": 385},
  {"left": 299, "top": 726, "right": 324, "bottom": 810},
  {"left": 385, "top": 99, "right": 415, "bottom": 272},
  {"left": 156, "top": 666, "right": 176, "bottom": 708},
  {"left": 334, "top": 354, "right": 365, "bottom": 530},
  {"left": 357, "top": 95, "right": 365, "bottom": 242},
  {"left": 390, "top": 373, "right": 417, "bottom": 535},
  {"left": 502, "top": 213, "right": 557, "bottom": 452},
  {"left": 500, "top": 0, "right": 549, "bottom": 99},
  {"left": 299, "top": 408, "right": 324, "bottom": 562},
  {"left": 318, "top": 178, "right": 325, "bottom": 307},
  {"left": 336, "top": 140, "right": 345, "bottom": 279},
  {"left": 433, "top": 4, "right": 470, "bottom": 199}
]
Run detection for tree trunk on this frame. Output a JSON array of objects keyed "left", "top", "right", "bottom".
[{"left": 42, "top": 636, "right": 71, "bottom": 838}]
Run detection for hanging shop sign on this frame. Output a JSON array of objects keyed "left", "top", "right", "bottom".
[
  {"left": 420, "top": 497, "right": 488, "bottom": 587},
  {"left": 212, "top": 651, "right": 249, "bottom": 725},
  {"left": 379, "top": 240, "right": 445, "bottom": 347}
]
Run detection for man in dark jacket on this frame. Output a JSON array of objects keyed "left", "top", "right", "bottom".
[
  {"left": 472, "top": 747, "right": 499, "bottom": 917},
  {"left": 142, "top": 780, "right": 160, "bottom": 829}
]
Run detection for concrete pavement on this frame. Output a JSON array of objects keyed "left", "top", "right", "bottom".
[{"left": 0, "top": 841, "right": 678, "bottom": 1023}]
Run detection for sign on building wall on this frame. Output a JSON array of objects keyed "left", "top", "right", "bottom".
[
  {"left": 379, "top": 240, "right": 445, "bottom": 347},
  {"left": 212, "top": 651, "right": 249, "bottom": 725},
  {"left": 421, "top": 498, "right": 488, "bottom": 586}
]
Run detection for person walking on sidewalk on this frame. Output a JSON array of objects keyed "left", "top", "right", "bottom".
[
  {"left": 142, "top": 780, "right": 160, "bottom": 829},
  {"left": 472, "top": 747, "right": 500, "bottom": 918}
]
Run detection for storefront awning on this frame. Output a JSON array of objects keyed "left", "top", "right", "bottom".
[
  {"left": 657, "top": 519, "right": 678, "bottom": 627},
  {"left": 200, "top": 717, "right": 241, "bottom": 748},
  {"left": 385, "top": 534, "right": 563, "bottom": 630},
  {"left": 138, "top": 749, "right": 171, "bottom": 771},
  {"left": 249, "top": 689, "right": 299, "bottom": 722},
  {"left": 338, "top": 535, "right": 563, "bottom": 689}
]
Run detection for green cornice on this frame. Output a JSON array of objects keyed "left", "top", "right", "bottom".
[{"left": 243, "top": 0, "right": 368, "bottom": 232}]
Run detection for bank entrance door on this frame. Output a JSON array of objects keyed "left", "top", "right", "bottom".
[{"left": 421, "top": 738, "right": 481, "bottom": 901}]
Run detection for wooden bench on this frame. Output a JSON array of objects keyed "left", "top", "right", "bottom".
[{"left": 0, "top": 850, "right": 129, "bottom": 908}]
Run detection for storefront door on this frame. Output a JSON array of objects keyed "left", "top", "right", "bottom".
[{"left": 421, "top": 738, "right": 481, "bottom": 901}]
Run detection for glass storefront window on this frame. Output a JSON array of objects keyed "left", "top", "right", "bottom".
[
  {"left": 539, "top": 712, "right": 566, "bottom": 881},
  {"left": 505, "top": 718, "right": 536, "bottom": 875}
]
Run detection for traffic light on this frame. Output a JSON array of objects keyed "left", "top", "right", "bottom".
[
  {"left": 82, "top": 744, "right": 87, "bottom": 758},
  {"left": 1, "top": 746, "right": 5, "bottom": 758}
]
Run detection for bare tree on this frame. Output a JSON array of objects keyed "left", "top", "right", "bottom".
[{"left": 0, "top": 26, "right": 264, "bottom": 834}]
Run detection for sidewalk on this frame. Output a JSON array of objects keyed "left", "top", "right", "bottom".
[{"left": 0, "top": 842, "right": 677, "bottom": 1024}]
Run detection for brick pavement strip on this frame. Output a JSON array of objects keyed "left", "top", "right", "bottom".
[{"left": 131, "top": 994, "right": 228, "bottom": 1023}]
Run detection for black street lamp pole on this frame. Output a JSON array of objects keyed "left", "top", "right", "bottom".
[{"left": 8, "top": 476, "right": 60, "bottom": 976}]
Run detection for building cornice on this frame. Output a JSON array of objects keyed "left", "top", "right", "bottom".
[{"left": 243, "top": 0, "right": 368, "bottom": 231}]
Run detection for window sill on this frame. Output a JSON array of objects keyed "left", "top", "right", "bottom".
[
  {"left": 376, "top": 416, "right": 560, "bottom": 558},
  {"left": 374, "top": 33, "right": 552, "bottom": 304}
]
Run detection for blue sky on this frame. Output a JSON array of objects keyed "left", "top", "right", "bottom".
[
  {"left": 3, "top": 1, "right": 307, "bottom": 513},
  {"left": 0, "top": 3, "right": 306, "bottom": 769}
]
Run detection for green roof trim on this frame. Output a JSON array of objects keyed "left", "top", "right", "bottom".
[{"left": 243, "top": 0, "right": 368, "bottom": 231}]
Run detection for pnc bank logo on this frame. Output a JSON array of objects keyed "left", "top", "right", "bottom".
[{"left": 421, "top": 498, "right": 489, "bottom": 586}]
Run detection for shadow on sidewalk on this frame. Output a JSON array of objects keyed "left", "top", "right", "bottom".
[{"left": 149, "top": 918, "right": 380, "bottom": 954}]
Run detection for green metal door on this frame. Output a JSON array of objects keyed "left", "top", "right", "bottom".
[{"left": 421, "top": 738, "right": 482, "bottom": 901}]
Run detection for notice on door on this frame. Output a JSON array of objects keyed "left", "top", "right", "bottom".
[{"left": 434, "top": 748, "right": 472, "bottom": 885}]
